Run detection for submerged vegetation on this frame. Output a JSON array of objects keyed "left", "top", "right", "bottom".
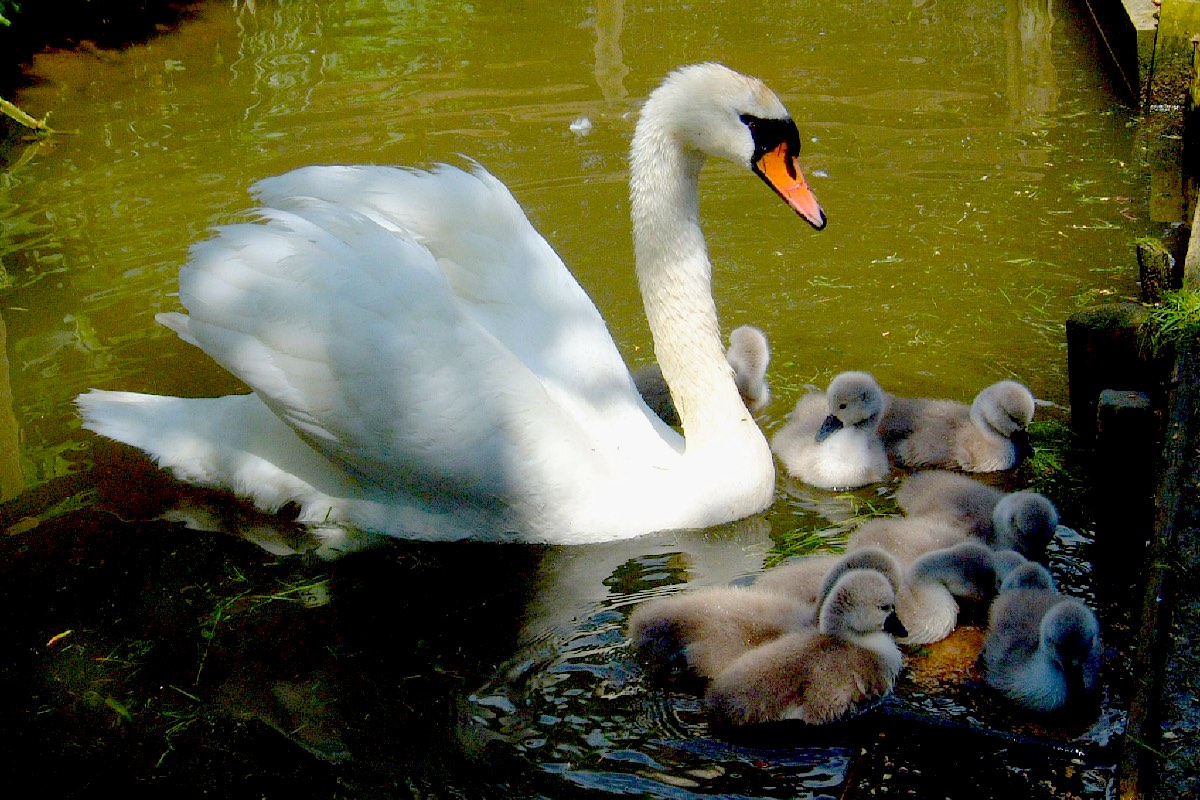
[{"left": 766, "top": 493, "right": 895, "bottom": 568}]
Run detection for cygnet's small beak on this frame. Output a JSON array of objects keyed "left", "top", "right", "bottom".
[
  {"left": 1011, "top": 429, "right": 1034, "bottom": 461},
  {"left": 815, "top": 414, "right": 843, "bottom": 443},
  {"left": 884, "top": 612, "right": 908, "bottom": 639},
  {"left": 753, "top": 142, "right": 826, "bottom": 230}
]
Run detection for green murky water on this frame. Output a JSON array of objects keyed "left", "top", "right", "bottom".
[{"left": 0, "top": 0, "right": 1143, "bottom": 796}]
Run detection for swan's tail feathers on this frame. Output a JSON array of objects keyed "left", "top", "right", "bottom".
[
  {"left": 77, "top": 390, "right": 359, "bottom": 533},
  {"left": 155, "top": 312, "right": 199, "bottom": 347},
  {"left": 77, "top": 388, "right": 300, "bottom": 494},
  {"left": 78, "top": 390, "right": 210, "bottom": 472}
]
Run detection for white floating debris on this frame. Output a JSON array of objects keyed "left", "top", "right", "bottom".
[{"left": 570, "top": 116, "right": 593, "bottom": 135}]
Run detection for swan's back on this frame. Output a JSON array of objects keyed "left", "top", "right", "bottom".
[{"left": 250, "top": 165, "right": 648, "bottom": 426}]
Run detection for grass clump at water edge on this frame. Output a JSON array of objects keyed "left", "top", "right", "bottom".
[{"left": 1142, "top": 289, "right": 1200, "bottom": 355}]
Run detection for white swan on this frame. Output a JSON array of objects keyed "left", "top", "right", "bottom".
[{"left": 75, "top": 63, "right": 826, "bottom": 544}]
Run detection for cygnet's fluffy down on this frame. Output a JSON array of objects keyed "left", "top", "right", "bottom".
[
  {"left": 705, "top": 569, "right": 907, "bottom": 726},
  {"left": 997, "top": 560, "right": 1056, "bottom": 593},
  {"left": 894, "top": 471, "right": 1060, "bottom": 558},
  {"left": 982, "top": 581, "right": 1102, "bottom": 712},
  {"left": 752, "top": 547, "right": 903, "bottom": 619},
  {"left": 633, "top": 324, "right": 771, "bottom": 427},
  {"left": 771, "top": 371, "right": 889, "bottom": 490},
  {"left": 758, "top": 541, "right": 1006, "bottom": 645},
  {"left": 626, "top": 585, "right": 808, "bottom": 685},
  {"left": 846, "top": 514, "right": 968, "bottom": 565},
  {"left": 879, "top": 380, "right": 1036, "bottom": 472},
  {"left": 894, "top": 471, "right": 1004, "bottom": 538},
  {"left": 989, "top": 491, "right": 1059, "bottom": 557},
  {"left": 898, "top": 541, "right": 1004, "bottom": 644},
  {"left": 726, "top": 325, "right": 772, "bottom": 413}
]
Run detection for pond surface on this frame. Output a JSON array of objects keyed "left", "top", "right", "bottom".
[{"left": 0, "top": 0, "right": 1147, "bottom": 797}]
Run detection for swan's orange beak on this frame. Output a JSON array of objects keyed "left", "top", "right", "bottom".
[{"left": 754, "top": 143, "right": 826, "bottom": 230}]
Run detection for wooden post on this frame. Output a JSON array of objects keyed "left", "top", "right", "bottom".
[{"left": 1137, "top": 239, "right": 1179, "bottom": 304}]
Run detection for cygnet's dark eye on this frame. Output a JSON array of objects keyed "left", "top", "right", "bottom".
[{"left": 839, "top": 402, "right": 848, "bottom": 410}]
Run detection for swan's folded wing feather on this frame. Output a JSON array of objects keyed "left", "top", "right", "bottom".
[
  {"left": 251, "top": 164, "right": 636, "bottom": 407},
  {"left": 177, "top": 166, "right": 667, "bottom": 505}
]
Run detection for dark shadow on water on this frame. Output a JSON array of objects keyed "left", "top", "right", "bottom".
[
  {"left": 0, "top": 472, "right": 554, "bottom": 798},
  {"left": 0, "top": 438, "right": 1130, "bottom": 798}
]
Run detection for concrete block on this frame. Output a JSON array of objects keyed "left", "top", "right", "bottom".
[{"left": 1081, "top": 0, "right": 1160, "bottom": 102}]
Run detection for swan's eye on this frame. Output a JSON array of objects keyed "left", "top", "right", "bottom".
[
  {"left": 839, "top": 402, "right": 847, "bottom": 410},
  {"left": 739, "top": 114, "right": 801, "bottom": 168}
]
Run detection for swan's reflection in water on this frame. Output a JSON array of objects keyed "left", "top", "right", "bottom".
[{"left": 74, "top": 442, "right": 853, "bottom": 796}]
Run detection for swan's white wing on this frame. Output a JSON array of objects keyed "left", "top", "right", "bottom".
[
  {"left": 177, "top": 164, "right": 670, "bottom": 506},
  {"left": 252, "top": 164, "right": 630, "bottom": 406}
]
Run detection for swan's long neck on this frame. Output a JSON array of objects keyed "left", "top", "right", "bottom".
[{"left": 629, "top": 107, "right": 755, "bottom": 446}]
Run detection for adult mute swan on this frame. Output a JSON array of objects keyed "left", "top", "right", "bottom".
[{"left": 76, "top": 63, "right": 826, "bottom": 545}]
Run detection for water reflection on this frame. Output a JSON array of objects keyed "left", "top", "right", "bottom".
[
  {"left": 0, "top": 313, "right": 22, "bottom": 499},
  {"left": 1007, "top": 0, "right": 1059, "bottom": 129}
]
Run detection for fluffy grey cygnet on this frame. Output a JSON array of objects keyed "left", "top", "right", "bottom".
[
  {"left": 771, "top": 370, "right": 889, "bottom": 489},
  {"left": 633, "top": 324, "right": 771, "bottom": 427},
  {"left": 879, "top": 380, "right": 1036, "bottom": 472},
  {"left": 894, "top": 471, "right": 1059, "bottom": 557},
  {"left": 626, "top": 584, "right": 808, "bottom": 685},
  {"left": 982, "top": 578, "right": 1101, "bottom": 712},
  {"left": 846, "top": 514, "right": 968, "bottom": 565},
  {"left": 705, "top": 568, "right": 907, "bottom": 726}
]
